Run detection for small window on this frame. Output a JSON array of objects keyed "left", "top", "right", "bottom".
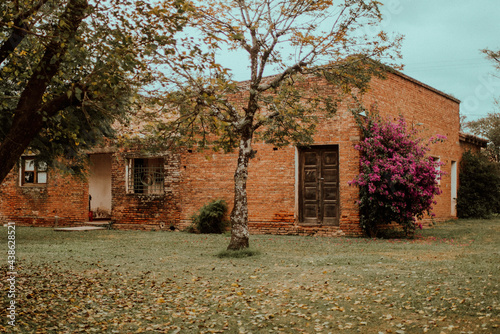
[
  {"left": 127, "top": 158, "right": 164, "bottom": 194},
  {"left": 430, "top": 156, "right": 441, "bottom": 185},
  {"left": 21, "top": 157, "right": 47, "bottom": 186}
]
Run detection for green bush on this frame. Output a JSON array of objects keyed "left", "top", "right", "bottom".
[
  {"left": 457, "top": 150, "right": 500, "bottom": 218},
  {"left": 190, "top": 199, "right": 228, "bottom": 234}
]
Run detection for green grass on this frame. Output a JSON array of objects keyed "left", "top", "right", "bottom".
[
  {"left": 1, "top": 219, "right": 499, "bottom": 333},
  {"left": 216, "top": 248, "right": 261, "bottom": 258}
]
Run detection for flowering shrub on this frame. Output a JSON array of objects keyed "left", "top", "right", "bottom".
[{"left": 350, "top": 113, "right": 445, "bottom": 237}]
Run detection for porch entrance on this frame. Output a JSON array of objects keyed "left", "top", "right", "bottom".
[
  {"left": 89, "top": 154, "right": 112, "bottom": 220},
  {"left": 299, "top": 146, "right": 339, "bottom": 225}
]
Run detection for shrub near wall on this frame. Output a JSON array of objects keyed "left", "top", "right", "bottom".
[
  {"left": 350, "top": 113, "right": 445, "bottom": 237},
  {"left": 189, "top": 199, "right": 228, "bottom": 234},
  {"left": 457, "top": 150, "right": 500, "bottom": 218}
]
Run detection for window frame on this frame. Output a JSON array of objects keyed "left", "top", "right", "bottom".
[
  {"left": 430, "top": 156, "right": 441, "bottom": 185},
  {"left": 126, "top": 157, "right": 165, "bottom": 195},
  {"left": 20, "top": 156, "right": 48, "bottom": 186},
  {"left": 298, "top": 145, "right": 340, "bottom": 226}
]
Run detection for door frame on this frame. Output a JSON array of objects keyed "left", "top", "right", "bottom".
[
  {"left": 298, "top": 145, "right": 340, "bottom": 226},
  {"left": 88, "top": 153, "right": 113, "bottom": 220}
]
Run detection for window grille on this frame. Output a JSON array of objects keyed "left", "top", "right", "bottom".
[{"left": 127, "top": 158, "right": 164, "bottom": 194}]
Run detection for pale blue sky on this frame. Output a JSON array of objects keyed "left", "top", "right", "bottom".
[{"left": 383, "top": 0, "right": 500, "bottom": 122}]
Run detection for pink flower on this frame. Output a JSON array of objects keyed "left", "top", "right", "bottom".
[{"left": 351, "top": 113, "right": 442, "bottom": 236}]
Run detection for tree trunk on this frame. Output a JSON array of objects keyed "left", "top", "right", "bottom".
[
  {"left": 0, "top": 93, "right": 77, "bottom": 183},
  {"left": 227, "top": 132, "right": 253, "bottom": 250}
]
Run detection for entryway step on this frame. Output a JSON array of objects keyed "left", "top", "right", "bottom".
[
  {"left": 54, "top": 226, "right": 107, "bottom": 232},
  {"left": 80, "top": 221, "right": 115, "bottom": 229}
]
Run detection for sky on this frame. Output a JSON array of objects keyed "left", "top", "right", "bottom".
[
  {"left": 378, "top": 0, "right": 500, "bottom": 122},
  {"left": 219, "top": 0, "right": 500, "bottom": 123}
]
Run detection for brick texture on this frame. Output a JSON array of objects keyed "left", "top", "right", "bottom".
[
  {"left": 0, "top": 164, "right": 88, "bottom": 226},
  {"left": 0, "top": 70, "right": 473, "bottom": 236},
  {"left": 107, "top": 149, "right": 181, "bottom": 230},
  {"left": 177, "top": 71, "right": 463, "bottom": 236}
]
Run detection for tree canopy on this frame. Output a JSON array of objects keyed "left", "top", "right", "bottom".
[
  {"left": 457, "top": 150, "right": 500, "bottom": 218},
  {"left": 482, "top": 48, "right": 500, "bottom": 71},
  {"left": 147, "top": 0, "right": 403, "bottom": 249},
  {"left": 0, "top": 0, "right": 190, "bottom": 183},
  {"left": 466, "top": 111, "right": 500, "bottom": 162}
]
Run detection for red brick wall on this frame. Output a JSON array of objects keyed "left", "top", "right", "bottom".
[
  {"left": 110, "top": 150, "right": 181, "bottom": 230},
  {"left": 0, "top": 70, "right": 464, "bottom": 235},
  {"left": 361, "top": 73, "right": 462, "bottom": 224},
  {"left": 179, "top": 71, "right": 462, "bottom": 235},
  {"left": 459, "top": 133, "right": 487, "bottom": 155},
  {"left": 0, "top": 163, "right": 88, "bottom": 226},
  {"left": 0, "top": 150, "right": 182, "bottom": 230}
]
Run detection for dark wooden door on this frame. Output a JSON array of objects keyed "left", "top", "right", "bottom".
[{"left": 299, "top": 146, "right": 339, "bottom": 225}]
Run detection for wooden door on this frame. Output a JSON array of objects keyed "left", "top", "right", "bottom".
[{"left": 299, "top": 146, "right": 339, "bottom": 225}]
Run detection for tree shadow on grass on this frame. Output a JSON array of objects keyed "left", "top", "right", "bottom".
[{"left": 216, "top": 248, "right": 261, "bottom": 258}]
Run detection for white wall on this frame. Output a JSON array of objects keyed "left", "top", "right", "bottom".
[
  {"left": 451, "top": 161, "right": 458, "bottom": 216},
  {"left": 89, "top": 154, "right": 112, "bottom": 218}
]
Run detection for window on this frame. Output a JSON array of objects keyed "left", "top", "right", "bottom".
[
  {"left": 21, "top": 157, "right": 47, "bottom": 186},
  {"left": 430, "top": 156, "right": 441, "bottom": 185},
  {"left": 127, "top": 158, "right": 164, "bottom": 194},
  {"left": 451, "top": 161, "right": 457, "bottom": 216}
]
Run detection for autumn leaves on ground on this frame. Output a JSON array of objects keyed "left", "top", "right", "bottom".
[{"left": 1, "top": 219, "right": 499, "bottom": 333}]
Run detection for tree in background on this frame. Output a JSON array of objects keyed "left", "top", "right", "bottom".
[
  {"left": 0, "top": 0, "right": 190, "bottom": 183},
  {"left": 466, "top": 112, "right": 500, "bottom": 162},
  {"left": 150, "top": 0, "right": 402, "bottom": 250},
  {"left": 465, "top": 49, "right": 500, "bottom": 162},
  {"left": 350, "top": 113, "right": 444, "bottom": 238},
  {"left": 482, "top": 48, "right": 500, "bottom": 71},
  {"left": 457, "top": 150, "right": 500, "bottom": 218}
]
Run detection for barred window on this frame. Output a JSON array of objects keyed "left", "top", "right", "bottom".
[
  {"left": 127, "top": 158, "right": 164, "bottom": 194},
  {"left": 21, "top": 157, "right": 47, "bottom": 186}
]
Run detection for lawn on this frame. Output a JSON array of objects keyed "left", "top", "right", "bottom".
[{"left": 1, "top": 219, "right": 499, "bottom": 333}]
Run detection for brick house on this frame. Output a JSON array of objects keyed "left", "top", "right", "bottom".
[{"left": 0, "top": 70, "right": 488, "bottom": 235}]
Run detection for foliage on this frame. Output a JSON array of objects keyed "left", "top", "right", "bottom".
[
  {"left": 482, "top": 48, "right": 500, "bottom": 71},
  {"left": 148, "top": 0, "right": 403, "bottom": 250},
  {"left": 457, "top": 150, "right": 500, "bottom": 218},
  {"left": 464, "top": 49, "right": 500, "bottom": 162},
  {"left": 0, "top": 0, "right": 191, "bottom": 182},
  {"left": 350, "top": 112, "right": 445, "bottom": 237},
  {"left": 190, "top": 199, "right": 228, "bottom": 234},
  {"left": 466, "top": 111, "right": 500, "bottom": 162}
]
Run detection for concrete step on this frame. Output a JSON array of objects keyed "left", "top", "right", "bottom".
[
  {"left": 83, "top": 221, "right": 114, "bottom": 228},
  {"left": 54, "top": 226, "right": 107, "bottom": 232}
]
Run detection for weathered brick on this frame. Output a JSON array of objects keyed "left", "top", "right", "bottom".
[{"left": 0, "top": 70, "right": 486, "bottom": 236}]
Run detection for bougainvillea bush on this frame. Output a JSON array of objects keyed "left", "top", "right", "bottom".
[{"left": 350, "top": 113, "right": 445, "bottom": 238}]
